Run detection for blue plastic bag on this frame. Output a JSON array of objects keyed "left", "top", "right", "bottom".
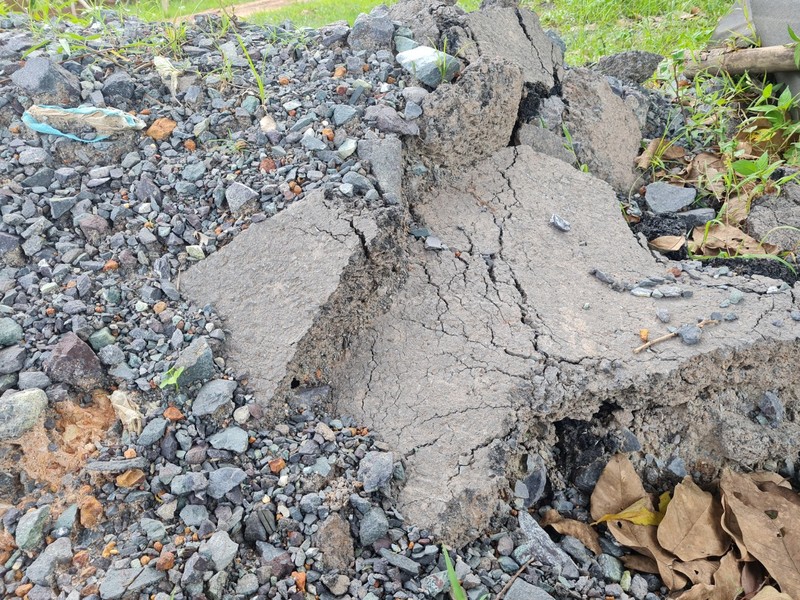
[{"left": 22, "top": 105, "right": 146, "bottom": 143}]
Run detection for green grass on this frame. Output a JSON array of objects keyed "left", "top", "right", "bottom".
[
  {"left": 249, "top": 0, "right": 396, "bottom": 28},
  {"left": 527, "top": 0, "right": 733, "bottom": 65}
]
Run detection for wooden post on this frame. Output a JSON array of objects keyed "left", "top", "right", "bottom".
[{"left": 684, "top": 45, "right": 799, "bottom": 78}]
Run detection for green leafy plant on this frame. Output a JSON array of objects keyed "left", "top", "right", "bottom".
[
  {"left": 789, "top": 25, "right": 800, "bottom": 69},
  {"left": 159, "top": 366, "right": 185, "bottom": 392}
]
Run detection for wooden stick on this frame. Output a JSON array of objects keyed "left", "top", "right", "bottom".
[
  {"left": 495, "top": 557, "right": 537, "bottom": 600},
  {"left": 685, "top": 45, "right": 798, "bottom": 78},
  {"left": 633, "top": 319, "right": 719, "bottom": 354}
]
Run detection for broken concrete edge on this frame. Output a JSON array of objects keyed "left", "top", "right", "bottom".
[
  {"left": 179, "top": 0, "right": 800, "bottom": 547},
  {"left": 180, "top": 190, "right": 408, "bottom": 424}
]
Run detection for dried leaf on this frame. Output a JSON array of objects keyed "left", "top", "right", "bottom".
[
  {"left": 742, "top": 561, "right": 768, "bottom": 598},
  {"left": 720, "top": 469, "right": 800, "bottom": 597},
  {"left": 752, "top": 586, "right": 794, "bottom": 600},
  {"left": 622, "top": 553, "right": 661, "bottom": 575},
  {"left": 638, "top": 138, "right": 662, "bottom": 170},
  {"left": 595, "top": 497, "right": 665, "bottom": 526},
  {"left": 110, "top": 390, "right": 143, "bottom": 436},
  {"left": 673, "top": 558, "right": 720, "bottom": 585},
  {"left": 541, "top": 509, "right": 602, "bottom": 555},
  {"left": 688, "top": 223, "right": 777, "bottom": 256},
  {"left": 720, "top": 493, "right": 753, "bottom": 562},
  {"left": 687, "top": 153, "right": 727, "bottom": 198},
  {"left": 649, "top": 235, "right": 686, "bottom": 253},
  {"left": 590, "top": 454, "right": 648, "bottom": 522},
  {"left": 714, "top": 552, "right": 745, "bottom": 600},
  {"left": 116, "top": 469, "right": 146, "bottom": 488},
  {"left": 720, "top": 193, "right": 751, "bottom": 225},
  {"left": 657, "top": 477, "right": 730, "bottom": 561},
  {"left": 606, "top": 520, "right": 689, "bottom": 590}
]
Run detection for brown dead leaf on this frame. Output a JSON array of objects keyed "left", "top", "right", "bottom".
[
  {"left": 590, "top": 454, "right": 649, "bottom": 522},
  {"left": 675, "top": 552, "right": 741, "bottom": 600},
  {"left": 742, "top": 561, "right": 768, "bottom": 599},
  {"left": 752, "top": 587, "right": 794, "bottom": 600},
  {"left": 673, "top": 558, "right": 720, "bottom": 585},
  {"left": 540, "top": 509, "right": 602, "bottom": 555},
  {"left": 748, "top": 472, "right": 792, "bottom": 489},
  {"left": 649, "top": 235, "right": 686, "bottom": 253},
  {"left": 688, "top": 223, "right": 777, "bottom": 256},
  {"left": 687, "top": 153, "right": 727, "bottom": 199},
  {"left": 607, "top": 520, "right": 689, "bottom": 590},
  {"left": 720, "top": 492, "right": 753, "bottom": 562},
  {"left": 657, "top": 477, "right": 730, "bottom": 561},
  {"left": 622, "top": 553, "right": 661, "bottom": 574},
  {"left": 145, "top": 117, "right": 177, "bottom": 141},
  {"left": 720, "top": 469, "right": 800, "bottom": 598},
  {"left": 115, "top": 469, "right": 146, "bottom": 488},
  {"left": 720, "top": 193, "right": 751, "bottom": 225}
]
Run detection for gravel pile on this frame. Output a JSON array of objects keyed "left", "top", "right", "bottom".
[{"left": 0, "top": 8, "right": 680, "bottom": 600}]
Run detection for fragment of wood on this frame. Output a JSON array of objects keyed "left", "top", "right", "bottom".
[
  {"left": 633, "top": 318, "right": 719, "bottom": 354},
  {"left": 684, "top": 45, "right": 798, "bottom": 78}
]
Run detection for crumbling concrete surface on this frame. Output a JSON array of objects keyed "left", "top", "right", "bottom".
[
  {"left": 332, "top": 145, "right": 800, "bottom": 543},
  {"left": 180, "top": 191, "right": 404, "bottom": 420},
  {"left": 562, "top": 68, "right": 643, "bottom": 194},
  {"left": 411, "top": 57, "right": 524, "bottom": 171}
]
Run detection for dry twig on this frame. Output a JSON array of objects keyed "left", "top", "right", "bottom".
[{"left": 633, "top": 318, "right": 719, "bottom": 354}]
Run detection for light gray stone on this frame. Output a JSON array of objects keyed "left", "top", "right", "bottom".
[
  {"left": 644, "top": 182, "right": 697, "bottom": 214},
  {"left": 25, "top": 537, "right": 72, "bottom": 586},
  {"left": 12, "top": 57, "right": 80, "bottom": 104},
  {"left": 225, "top": 182, "right": 258, "bottom": 213},
  {"left": 199, "top": 531, "right": 239, "bottom": 571},
  {"left": 396, "top": 45, "right": 462, "bottom": 88},
  {"left": 0, "top": 318, "right": 23, "bottom": 347},
  {"left": 358, "top": 136, "right": 403, "bottom": 202},
  {"left": 192, "top": 379, "right": 237, "bottom": 417},
  {"left": 208, "top": 466, "right": 247, "bottom": 499},
  {"left": 208, "top": 427, "right": 248, "bottom": 453},
  {"left": 16, "top": 506, "right": 50, "bottom": 551},
  {"left": 505, "top": 579, "right": 556, "bottom": 600},
  {"left": 464, "top": 6, "right": 563, "bottom": 88},
  {"left": 0, "top": 388, "right": 47, "bottom": 441}
]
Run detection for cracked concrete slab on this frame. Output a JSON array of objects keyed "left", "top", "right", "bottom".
[
  {"left": 180, "top": 191, "right": 404, "bottom": 419},
  {"left": 463, "top": 6, "right": 563, "bottom": 89},
  {"left": 333, "top": 145, "right": 800, "bottom": 543}
]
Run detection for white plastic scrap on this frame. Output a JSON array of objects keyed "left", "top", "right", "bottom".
[
  {"left": 110, "top": 390, "right": 143, "bottom": 436},
  {"left": 154, "top": 56, "right": 182, "bottom": 100}
]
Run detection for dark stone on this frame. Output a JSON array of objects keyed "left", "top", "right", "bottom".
[{"left": 43, "top": 332, "right": 103, "bottom": 391}]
